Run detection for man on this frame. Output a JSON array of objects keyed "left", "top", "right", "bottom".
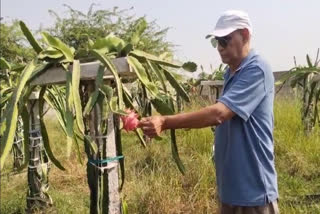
[{"left": 138, "top": 10, "right": 279, "bottom": 214}]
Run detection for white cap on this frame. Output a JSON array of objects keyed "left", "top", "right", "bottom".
[{"left": 207, "top": 10, "right": 252, "bottom": 38}]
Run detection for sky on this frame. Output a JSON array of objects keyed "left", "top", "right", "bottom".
[{"left": 1, "top": 0, "right": 320, "bottom": 76}]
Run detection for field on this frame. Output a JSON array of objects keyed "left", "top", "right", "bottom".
[{"left": 1, "top": 97, "right": 320, "bottom": 214}]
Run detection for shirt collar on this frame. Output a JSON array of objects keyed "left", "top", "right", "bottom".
[{"left": 226, "top": 49, "right": 256, "bottom": 74}]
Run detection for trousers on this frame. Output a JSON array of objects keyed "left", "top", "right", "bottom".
[{"left": 218, "top": 200, "right": 279, "bottom": 214}]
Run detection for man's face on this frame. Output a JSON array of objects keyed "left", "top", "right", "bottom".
[{"left": 216, "top": 30, "right": 246, "bottom": 65}]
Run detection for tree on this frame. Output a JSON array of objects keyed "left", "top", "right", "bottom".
[
  {"left": 0, "top": 20, "right": 35, "bottom": 64},
  {"left": 45, "top": 4, "right": 174, "bottom": 60}
]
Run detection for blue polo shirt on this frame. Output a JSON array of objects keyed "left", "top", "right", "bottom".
[{"left": 214, "top": 50, "right": 278, "bottom": 206}]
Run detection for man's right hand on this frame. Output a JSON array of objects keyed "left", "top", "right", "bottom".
[{"left": 138, "top": 116, "right": 166, "bottom": 138}]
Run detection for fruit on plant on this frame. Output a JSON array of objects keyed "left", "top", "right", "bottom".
[{"left": 120, "top": 109, "right": 139, "bottom": 132}]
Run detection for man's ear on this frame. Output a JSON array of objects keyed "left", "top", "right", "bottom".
[{"left": 240, "top": 28, "right": 250, "bottom": 43}]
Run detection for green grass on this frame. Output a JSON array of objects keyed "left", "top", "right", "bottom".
[
  {"left": 1, "top": 97, "right": 320, "bottom": 213},
  {"left": 273, "top": 97, "right": 320, "bottom": 213}
]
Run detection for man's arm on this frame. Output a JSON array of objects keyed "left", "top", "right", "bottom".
[
  {"left": 164, "top": 102, "right": 235, "bottom": 129},
  {"left": 138, "top": 102, "right": 235, "bottom": 138}
]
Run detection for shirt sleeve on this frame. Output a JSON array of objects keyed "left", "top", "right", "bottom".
[{"left": 218, "top": 65, "right": 266, "bottom": 122}]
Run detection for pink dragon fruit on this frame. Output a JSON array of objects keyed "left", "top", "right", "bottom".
[{"left": 120, "top": 109, "right": 139, "bottom": 132}]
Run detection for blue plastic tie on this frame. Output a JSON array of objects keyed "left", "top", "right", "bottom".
[{"left": 88, "top": 155, "right": 124, "bottom": 165}]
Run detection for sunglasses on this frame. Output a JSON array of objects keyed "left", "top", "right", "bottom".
[{"left": 211, "top": 35, "right": 232, "bottom": 48}]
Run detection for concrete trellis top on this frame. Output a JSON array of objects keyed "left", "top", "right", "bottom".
[
  {"left": 200, "top": 80, "right": 224, "bottom": 86},
  {"left": 30, "top": 57, "right": 135, "bottom": 86}
]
